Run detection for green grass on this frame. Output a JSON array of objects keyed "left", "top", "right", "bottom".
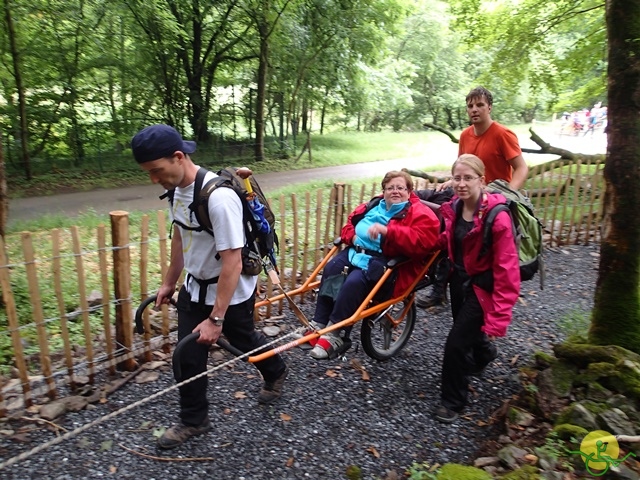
[
  {"left": 7, "top": 123, "right": 598, "bottom": 199},
  {"left": 297, "top": 130, "right": 457, "bottom": 167},
  {"left": 6, "top": 129, "right": 467, "bottom": 199},
  {"left": 557, "top": 310, "right": 591, "bottom": 343}
]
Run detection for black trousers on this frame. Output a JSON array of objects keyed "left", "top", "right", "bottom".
[
  {"left": 175, "top": 286, "right": 286, "bottom": 426},
  {"left": 440, "top": 272, "right": 496, "bottom": 412},
  {"left": 314, "top": 249, "right": 394, "bottom": 336}
]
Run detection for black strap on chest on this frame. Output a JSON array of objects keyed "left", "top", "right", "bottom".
[
  {"left": 353, "top": 245, "right": 383, "bottom": 257},
  {"left": 186, "top": 273, "right": 220, "bottom": 304},
  {"left": 159, "top": 168, "right": 212, "bottom": 236}
]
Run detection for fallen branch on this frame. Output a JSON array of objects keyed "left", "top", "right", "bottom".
[
  {"left": 402, "top": 168, "right": 448, "bottom": 183},
  {"left": 20, "top": 416, "right": 69, "bottom": 434},
  {"left": 616, "top": 435, "right": 640, "bottom": 443},
  {"left": 423, "top": 122, "right": 459, "bottom": 143},
  {"left": 118, "top": 443, "right": 215, "bottom": 462},
  {"left": 86, "top": 366, "right": 145, "bottom": 403},
  {"left": 422, "top": 123, "right": 605, "bottom": 173}
]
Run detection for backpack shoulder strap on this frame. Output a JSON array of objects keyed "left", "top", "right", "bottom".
[
  {"left": 189, "top": 167, "right": 209, "bottom": 214},
  {"left": 187, "top": 167, "right": 215, "bottom": 235},
  {"left": 479, "top": 203, "right": 511, "bottom": 257},
  {"left": 159, "top": 189, "right": 175, "bottom": 204}
]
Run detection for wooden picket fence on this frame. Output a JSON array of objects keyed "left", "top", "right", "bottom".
[{"left": 0, "top": 158, "right": 605, "bottom": 416}]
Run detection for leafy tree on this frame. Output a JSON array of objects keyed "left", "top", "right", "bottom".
[
  {"left": 449, "top": 0, "right": 606, "bottom": 114},
  {"left": 589, "top": 0, "right": 640, "bottom": 353},
  {"left": 122, "top": 0, "right": 257, "bottom": 142},
  {"left": 270, "top": 0, "right": 404, "bottom": 135},
  {"left": 389, "top": 0, "right": 468, "bottom": 130},
  {"left": 244, "top": 0, "right": 292, "bottom": 161},
  {"left": 2, "top": 0, "right": 31, "bottom": 179}
]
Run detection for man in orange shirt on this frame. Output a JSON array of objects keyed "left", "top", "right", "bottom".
[
  {"left": 458, "top": 86, "right": 528, "bottom": 189},
  {"left": 417, "top": 86, "right": 528, "bottom": 308}
]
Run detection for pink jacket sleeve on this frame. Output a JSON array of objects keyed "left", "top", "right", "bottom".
[{"left": 481, "top": 210, "right": 521, "bottom": 337}]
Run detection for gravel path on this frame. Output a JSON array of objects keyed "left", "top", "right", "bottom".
[{"left": 0, "top": 245, "right": 599, "bottom": 480}]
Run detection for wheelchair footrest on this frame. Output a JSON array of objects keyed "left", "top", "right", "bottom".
[{"left": 327, "top": 337, "right": 353, "bottom": 360}]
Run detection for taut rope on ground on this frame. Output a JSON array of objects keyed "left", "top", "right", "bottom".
[{"left": 0, "top": 330, "right": 301, "bottom": 471}]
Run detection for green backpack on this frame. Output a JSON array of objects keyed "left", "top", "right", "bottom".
[{"left": 482, "top": 179, "right": 545, "bottom": 289}]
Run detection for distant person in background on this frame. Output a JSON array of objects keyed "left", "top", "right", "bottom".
[
  {"left": 585, "top": 102, "right": 604, "bottom": 136},
  {"left": 417, "top": 86, "right": 528, "bottom": 309}
]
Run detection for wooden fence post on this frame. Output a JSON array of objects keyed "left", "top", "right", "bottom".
[
  {"left": 0, "top": 237, "right": 31, "bottom": 408},
  {"left": 97, "top": 225, "right": 115, "bottom": 375},
  {"left": 333, "top": 183, "right": 346, "bottom": 239},
  {"left": 110, "top": 210, "right": 136, "bottom": 371},
  {"left": 21, "top": 232, "right": 56, "bottom": 398}
]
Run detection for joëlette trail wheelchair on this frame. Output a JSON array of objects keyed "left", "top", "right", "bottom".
[
  {"left": 250, "top": 242, "right": 442, "bottom": 363},
  {"left": 135, "top": 205, "right": 444, "bottom": 373}
]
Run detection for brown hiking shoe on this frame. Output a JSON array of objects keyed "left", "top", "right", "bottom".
[
  {"left": 257, "top": 366, "right": 288, "bottom": 405},
  {"left": 157, "top": 416, "right": 211, "bottom": 449}
]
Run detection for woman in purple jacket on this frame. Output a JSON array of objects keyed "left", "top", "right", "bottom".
[{"left": 434, "top": 154, "right": 520, "bottom": 423}]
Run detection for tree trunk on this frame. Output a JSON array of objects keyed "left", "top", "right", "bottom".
[
  {"left": 301, "top": 97, "right": 308, "bottom": 132},
  {"left": 4, "top": 0, "right": 31, "bottom": 180},
  {"left": 589, "top": 0, "right": 640, "bottom": 354},
  {"left": 0, "top": 139, "right": 7, "bottom": 238},
  {"left": 320, "top": 86, "right": 329, "bottom": 135},
  {"left": 254, "top": 14, "right": 268, "bottom": 162}
]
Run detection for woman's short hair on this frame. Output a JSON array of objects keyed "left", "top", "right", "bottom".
[
  {"left": 381, "top": 171, "right": 414, "bottom": 192},
  {"left": 452, "top": 154, "right": 485, "bottom": 177}
]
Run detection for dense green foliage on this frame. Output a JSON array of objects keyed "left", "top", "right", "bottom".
[{"left": 1, "top": 0, "right": 608, "bottom": 180}]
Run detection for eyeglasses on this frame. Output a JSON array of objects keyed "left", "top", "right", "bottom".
[
  {"left": 384, "top": 185, "right": 408, "bottom": 192},
  {"left": 451, "top": 175, "right": 480, "bottom": 183}
]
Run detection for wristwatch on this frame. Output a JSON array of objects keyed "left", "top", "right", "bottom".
[{"left": 209, "top": 316, "right": 225, "bottom": 326}]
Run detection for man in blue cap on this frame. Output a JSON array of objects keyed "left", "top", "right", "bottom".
[{"left": 132, "top": 124, "right": 288, "bottom": 449}]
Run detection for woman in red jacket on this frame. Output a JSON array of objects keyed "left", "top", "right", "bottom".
[
  {"left": 434, "top": 154, "right": 520, "bottom": 423},
  {"left": 307, "top": 170, "right": 441, "bottom": 359}
]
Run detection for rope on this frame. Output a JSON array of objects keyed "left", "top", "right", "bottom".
[{"left": 0, "top": 329, "right": 301, "bottom": 471}]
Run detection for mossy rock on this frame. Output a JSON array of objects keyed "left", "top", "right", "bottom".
[
  {"left": 616, "top": 360, "right": 640, "bottom": 401},
  {"left": 586, "top": 361, "right": 618, "bottom": 379},
  {"left": 554, "top": 401, "right": 602, "bottom": 431},
  {"left": 565, "top": 333, "right": 589, "bottom": 344},
  {"left": 498, "top": 465, "right": 541, "bottom": 479},
  {"left": 585, "top": 361, "right": 640, "bottom": 402},
  {"left": 533, "top": 351, "right": 555, "bottom": 369},
  {"left": 548, "top": 360, "right": 578, "bottom": 397},
  {"left": 585, "top": 381, "right": 614, "bottom": 402},
  {"left": 436, "top": 463, "right": 492, "bottom": 480},
  {"left": 553, "top": 342, "right": 640, "bottom": 368},
  {"left": 552, "top": 423, "right": 588, "bottom": 442}
]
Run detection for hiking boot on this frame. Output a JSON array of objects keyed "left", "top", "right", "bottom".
[
  {"left": 258, "top": 366, "right": 288, "bottom": 405},
  {"left": 415, "top": 290, "right": 444, "bottom": 308},
  {"left": 433, "top": 405, "right": 459, "bottom": 424},
  {"left": 157, "top": 416, "right": 211, "bottom": 449}
]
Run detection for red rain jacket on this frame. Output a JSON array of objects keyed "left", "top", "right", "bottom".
[{"left": 341, "top": 192, "right": 441, "bottom": 297}]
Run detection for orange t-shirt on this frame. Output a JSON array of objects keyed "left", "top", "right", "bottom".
[{"left": 458, "top": 122, "right": 522, "bottom": 183}]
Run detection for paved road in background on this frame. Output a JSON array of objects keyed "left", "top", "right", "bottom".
[
  {"left": 8, "top": 156, "right": 453, "bottom": 226},
  {"left": 8, "top": 125, "right": 606, "bottom": 226}
]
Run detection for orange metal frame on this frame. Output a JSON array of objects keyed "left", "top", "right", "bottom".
[{"left": 249, "top": 248, "right": 440, "bottom": 363}]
